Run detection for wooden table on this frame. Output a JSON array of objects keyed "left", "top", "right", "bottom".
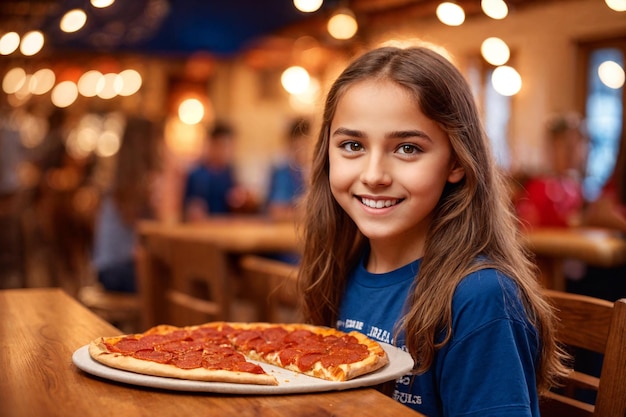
[
  {"left": 137, "top": 216, "right": 301, "bottom": 253},
  {"left": 524, "top": 227, "right": 626, "bottom": 290},
  {"left": 136, "top": 216, "right": 301, "bottom": 329},
  {"left": 0, "top": 288, "right": 423, "bottom": 417}
]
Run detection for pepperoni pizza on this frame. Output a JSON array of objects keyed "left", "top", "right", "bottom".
[{"left": 88, "top": 322, "right": 389, "bottom": 385}]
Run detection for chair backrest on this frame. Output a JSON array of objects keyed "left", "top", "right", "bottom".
[
  {"left": 239, "top": 255, "right": 300, "bottom": 323},
  {"left": 166, "top": 238, "right": 231, "bottom": 327},
  {"left": 541, "top": 289, "right": 626, "bottom": 417},
  {"left": 77, "top": 284, "right": 141, "bottom": 333}
]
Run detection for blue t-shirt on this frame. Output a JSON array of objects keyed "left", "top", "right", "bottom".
[
  {"left": 266, "top": 163, "right": 305, "bottom": 206},
  {"left": 183, "top": 164, "right": 235, "bottom": 214},
  {"left": 337, "top": 256, "right": 540, "bottom": 417}
]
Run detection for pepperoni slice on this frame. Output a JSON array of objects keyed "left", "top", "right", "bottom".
[
  {"left": 284, "top": 329, "right": 315, "bottom": 343},
  {"left": 190, "top": 326, "right": 229, "bottom": 344},
  {"left": 297, "top": 352, "right": 324, "bottom": 371},
  {"left": 107, "top": 337, "right": 143, "bottom": 354},
  {"left": 170, "top": 350, "right": 203, "bottom": 369},
  {"left": 160, "top": 339, "right": 205, "bottom": 354},
  {"left": 133, "top": 349, "right": 173, "bottom": 364}
]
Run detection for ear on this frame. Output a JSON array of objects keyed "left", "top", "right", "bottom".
[{"left": 447, "top": 161, "right": 465, "bottom": 184}]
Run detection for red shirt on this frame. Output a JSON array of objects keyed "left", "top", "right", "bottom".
[{"left": 515, "top": 175, "right": 584, "bottom": 229}]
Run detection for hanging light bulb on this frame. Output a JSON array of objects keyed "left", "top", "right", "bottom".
[
  {"left": 598, "top": 60, "right": 625, "bottom": 89},
  {"left": 60, "top": 9, "right": 87, "bottom": 33},
  {"left": 178, "top": 98, "right": 205, "bottom": 125},
  {"left": 20, "top": 30, "right": 44, "bottom": 56},
  {"left": 327, "top": 8, "right": 358, "bottom": 40},
  {"left": 91, "top": 0, "right": 115, "bottom": 8},
  {"left": 281, "top": 66, "right": 310, "bottom": 94},
  {"left": 293, "top": 0, "right": 323, "bottom": 13},
  {"left": 436, "top": 2, "right": 465, "bottom": 26},
  {"left": 605, "top": 0, "right": 626, "bottom": 12},
  {"left": 0, "top": 32, "right": 20, "bottom": 55},
  {"left": 481, "top": 0, "right": 508, "bottom": 20},
  {"left": 491, "top": 65, "right": 522, "bottom": 96},
  {"left": 481, "top": 37, "right": 510, "bottom": 66}
]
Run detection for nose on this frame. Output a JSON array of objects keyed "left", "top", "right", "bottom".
[{"left": 360, "top": 152, "right": 392, "bottom": 187}]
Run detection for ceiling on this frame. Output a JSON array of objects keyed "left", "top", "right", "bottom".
[{"left": 0, "top": 0, "right": 562, "bottom": 58}]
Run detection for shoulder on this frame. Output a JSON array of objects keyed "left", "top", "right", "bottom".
[
  {"left": 451, "top": 269, "right": 528, "bottom": 332},
  {"left": 454, "top": 268, "right": 517, "bottom": 300},
  {"left": 187, "top": 165, "right": 207, "bottom": 178}
]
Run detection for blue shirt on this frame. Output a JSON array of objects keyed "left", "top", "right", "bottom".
[
  {"left": 92, "top": 195, "right": 136, "bottom": 271},
  {"left": 337, "top": 256, "right": 540, "bottom": 417},
  {"left": 183, "top": 164, "right": 235, "bottom": 214},
  {"left": 266, "top": 162, "right": 305, "bottom": 207}
]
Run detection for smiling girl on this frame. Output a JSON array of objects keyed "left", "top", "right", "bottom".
[{"left": 297, "top": 46, "right": 568, "bottom": 416}]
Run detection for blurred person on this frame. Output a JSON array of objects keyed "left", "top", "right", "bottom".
[
  {"left": 568, "top": 134, "right": 626, "bottom": 300},
  {"left": 27, "top": 108, "right": 96, "bottom": 291},
  {"left": 265, "top": 117, "right": 311, "bottom": 221},
  {"left": 0, "top": 111, "right": 23, "bottom": 197},
  {"left": 513, "top": 112, "right": 589, "bottom": 229},
  {"left": 92, "top": 116, "right": 161, "bottom": 293},
  {"left": 0, "top": 108, "right": 25, "bottom": 288},
  {"left": 182, "top": 121, "right": 254, "bottom": 221}
]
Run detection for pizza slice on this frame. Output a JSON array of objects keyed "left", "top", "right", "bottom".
[
  {"left": 89, "top": 324, "right": 278, "bottom": 385},
  {"left": 224, "top": 322, "right": 389, "bottom": 382}
]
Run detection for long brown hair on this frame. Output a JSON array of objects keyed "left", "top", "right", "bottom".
[
  {"left": 297, "top": 46, "right": 568, "bottom": 392},
  {"left": 111, "top": 116, "right": 161, "bottom": 226}
]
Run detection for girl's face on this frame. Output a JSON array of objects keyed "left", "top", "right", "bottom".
[{"left": 328, "top": 79, "right": 464, "bottom": 265}]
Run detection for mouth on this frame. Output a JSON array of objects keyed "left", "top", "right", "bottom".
[{"left": 359, "top": 197, "right": 402, "bottom": 209}]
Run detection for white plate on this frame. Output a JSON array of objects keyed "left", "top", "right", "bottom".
[{"left": 72, "top": 343, "right": 414, "bottom": 394}]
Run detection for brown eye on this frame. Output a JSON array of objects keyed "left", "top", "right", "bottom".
[
  {"left": 341, "top": 141, "right": 363, "bottom": 152},
  {"left": 398, "top": 144, "right": 419, "bottom": 155}
]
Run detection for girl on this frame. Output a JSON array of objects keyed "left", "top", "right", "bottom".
[{"left": 297, "top": 46, "right": 568, "bottom": 416}]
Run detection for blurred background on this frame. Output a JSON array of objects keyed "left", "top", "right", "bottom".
[{"left": 0, "top": 0, "right": 624, "bottom": 296}]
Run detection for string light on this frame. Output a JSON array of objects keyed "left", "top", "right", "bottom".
[
  {"left": 481, "top": 37, "right": 510, "bottom": 66},
  {"left": 605, "top": 0, "right": 626, "bottom": 12},
  {"left": 281, "top": 66, "right": 310, "bottom": 94},
  {"left": 436, "top": 2, "right": 465, "bottom": 26},
  {"left": 60, "top": 9, "right": 87, "bottom": 33},
  {"left": 91, "top": 0, "right": 116, "bottom": 8},
  {"left": 178, "top": 98, "right": 205, "bottom": 125},
  {"left": 293, "top": 0, "right": 323, "bottom": 13},
  {"left": 327, "top": 8, "right": 358, "bottom": 40},
  {"left": 491, "top": 65, "right": 522, "bottom": 96},
  {"left": 20, "top": 30, "right": 44, "bottom": 56},
  {"left": 0, "top": 32, "right": 20, "bottom": 55},
  {"left": 598, "top": 60, "right": 625, "bottom": 89},
  {"left": 481, "top": 0, "right": 508, "bottom": 20}
]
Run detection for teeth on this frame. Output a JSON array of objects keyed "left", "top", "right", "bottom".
[{"left": 361, "top": 198, "right": 399, "bottom": 208}]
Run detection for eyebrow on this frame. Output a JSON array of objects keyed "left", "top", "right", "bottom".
[
  {"left": 331, "top": 127, "right": 365, "bottom": 138},
  {"left": 331, "top": 127, "right": 432, "bottom": 142},
  {"left": 387, "top": 129, "right": 431, "bottom": 142}
]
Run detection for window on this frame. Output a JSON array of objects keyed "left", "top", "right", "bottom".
[
  {"left": 467, "top": 57, "right": 512, "bottom": 169},
  {"left": 578, "top": 37, "right": 626, "bottom": 200}
]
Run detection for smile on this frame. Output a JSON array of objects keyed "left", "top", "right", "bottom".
[{"left": 360, "top": 197, "right": 401, "bottom": 209}]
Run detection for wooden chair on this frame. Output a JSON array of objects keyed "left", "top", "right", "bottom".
[
  {"left": 165, "top": 238, "right": 232, "bottom": 327},
  {"left": 239, "top": 255, "right": 300, "bottom": 323},
  {"left": 77, "top": 284, "right": 141, "bottom": 333},
  {"left": 541, "top": 289, "right": 626, "bottom": 417}
]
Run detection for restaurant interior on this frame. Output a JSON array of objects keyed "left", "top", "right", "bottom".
[{"left": 1, "top": 1, "right": 626, "bottom": 415}]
